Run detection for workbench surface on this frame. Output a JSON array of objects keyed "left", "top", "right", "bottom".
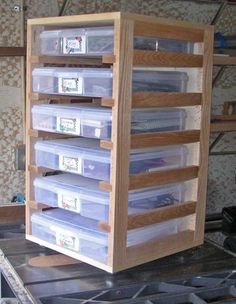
[{"left": 1, "top": 234, "right": 236, "bottom": 304}]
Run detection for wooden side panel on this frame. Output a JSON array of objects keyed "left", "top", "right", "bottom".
[
  {"left": 26, "top": 23, "right": 34, "bottom": 235},
  {"left": 133, "top": 50, "right": 203, "bottom": 67},
  {"left": 195, "top": 28, "right": 214, "bottom": 243},
  {"left": 120, "top": 231, "right": 197, "bottom": 272},
  {"left": 129, "top": 166, "right": 199, "bottom": 190},
  {"left": 131, "top": 130, "right": 200, "bottom": 149},
  {"left": 107, "top": 18, "right": 134, "bottom": 269},
  {"left": 132, "top": 92, "right": 202, "bottom": 108},
  {"left": 127, "top": 201, "right": 196, "bottom": 229},
  {"left": 134, "top": 20, "right": 204, "bottom": 42}
]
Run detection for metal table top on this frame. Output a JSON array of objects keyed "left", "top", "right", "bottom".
[{"left": 1, "top": 235, "right": 236, "bottom": 303}]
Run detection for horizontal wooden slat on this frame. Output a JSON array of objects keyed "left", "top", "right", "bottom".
[
  {"left": 100, "top": 166, "right": 199, "bottom": 192},
  {"left": 129, "top": 166, "right": 199, "bottom": 190},
  {"left": 210, "top": 121, "right": 236, "bottom": 133},
  {"left": 127, "top": 201, "right": 196, "bottom": 230},
  {"left": 211, "top": 114, "right": 236, "bottom": 121},
  {"left": 100, "top": 140, "right": 113, "bottom": 149},
  {"left": 28, "top": 165, "right": 53, "bottom": 174},
  {"left": 0, "top": 47, "right": 26, "bottom": 57},
  {"left": 131, "top": 130, "right": 200, "bottom": 149},
  {"left": 123, "top": 230, "right": 196, "bottom": 271},
  {"left": 28, "top": 129, "right": 71, "bottom": 139},
  {"left": 30, "top": 55, "right": 115, "bottom": 65},
  {"left": 99, "top": 181, "right": 112, "bottom": 192},
  {"left": 213, "top": 55, "right": 236, "bottom": 66},
  {"left": 132, "top": 92, "right": 202, "bottom": 108},
  {"left": 30, "top": 92, "right": 90, "bottom": 102},
  {"left": 28, "top": 200, "right": 48, "bottom": 210},
  {"left": 101, "top": 98, "right": 115, "bottom": 107},
  {"left": 134, "top": 20, "right": 204, "bottom": 42},
  {"left": 133, "top": 50, "right": 203, "bottom": 67}
]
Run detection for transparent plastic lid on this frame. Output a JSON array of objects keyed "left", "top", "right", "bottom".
[
  {"left": 32, "top": 103, "right": 186, "bottom": 121},
  {"left": 133, "top": 70, "right": 189, "bottom": 81},
  {"left": 31, "top": 209, "right": 108, "bottom": 245},
  {"left": 34, "top": 173, "right": 184, "bottom": 204},
  {"left": 32, "top": 68, "right": 56, "bottom": 76},
  {"left": 54, "top": 68, "right": 113, "bottom": 78},
  {"left": 32, "top": 208, "right": 180, "bottom": 247},
  {"left": 35, "top": 138, "right": 188, "bottom": 162}
]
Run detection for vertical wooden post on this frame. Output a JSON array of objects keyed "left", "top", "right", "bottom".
[
  {"left": 108, "top": 15, "right": 134, "bottom": 269},
  {"left": 25, "top": 23, "right": 33, "bottom": 235},
  {"left": 195, "top": 27, "right": 214, "bottom": 243}
]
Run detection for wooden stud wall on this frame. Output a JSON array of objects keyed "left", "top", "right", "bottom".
[{"left": 25, "top": 12, "right": 214, "bottom": 273}]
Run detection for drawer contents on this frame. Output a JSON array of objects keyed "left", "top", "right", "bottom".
[
  {"left": 35, "top": 138, "right": 188, "bottom": 180},
  {"left": 31, "top": 208, "right": 181, "bottom": 262},
  {"left": 32, "top": 103, "right": 186, "bottom": 139},
  {"left": 32, "top": 67, "right": 189, "bottom": 97},
  {"left": 39, "top": 26, "right": 193, "bottom": 56},
  {"left": 34, "top": 173, "right": 185, "bottom": 221}
]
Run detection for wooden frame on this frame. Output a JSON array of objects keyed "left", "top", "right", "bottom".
[{"left": 25, "top": 12, "right": 214, "bottom": 273}]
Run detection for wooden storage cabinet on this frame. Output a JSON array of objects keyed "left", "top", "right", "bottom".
[{"left": 26, "top": 12, "right": 213, "bottom": 273}]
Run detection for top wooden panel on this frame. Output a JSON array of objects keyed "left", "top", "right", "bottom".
[{"left": 28, "top": 12, "right": 211, "bottom": 37}]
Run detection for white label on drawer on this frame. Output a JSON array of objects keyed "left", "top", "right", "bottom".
[
  {"left": 54, "top": 227, "right": 80, "bottom": 251},
  {"left": 95, "top": 128, "right": 101, "bottom": 138},
  {"left": 57, "top": 190, "right": 81, "bottom": 213},
  {"left": 58, "top": 77, "right": 83, "bottom": 94},
  {"left": 56, "top": 117, "right": 80, "bottom": 135},
  {"left": 59, "top": 155, "right": 82, "bottom": 174},
  {"left": 63, "top": 36, "right": 86, "bottom": 54}
]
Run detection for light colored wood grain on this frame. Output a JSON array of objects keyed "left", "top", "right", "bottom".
[
  {"left": 127, "top": 201, "right": 196, "bottom": 230},
  {"left": 100, "top": 140, "right": 113, "bottom": 149},
  {"left": 28, "top": 129, "right": 71, "bottom": 139},
  {"left": 28, "top": 165, "right": 54, "bottom": 174},
  {"left": 124, "top": 12, "right": 211, "bottom": 31},
  {"left": 107, "top": 18, "right": 134, "bottom": 269},
  {"left": 30, "top": 55, "right": 114, "bottom": 65},
  {"left": 101, "top": 98, "right": 115, "bottom": 107},
  {"left": 26, "top": 23, "right": 33, "bottom": 235},
  {"left": 129, "top": 166, "right": 199, "bottom": 190},
  {"left": 134, "top": 20, "right": 204, "bottom": 42},
  {"left": 132, "top": 92, "right": 202, "bottom": 108},
  {"left": 26, "top": 235, "right": 112, "bottom": 272},
  {"left": 30, "top": 92, "right": 89, "bottom": 102},
  {"left": 0, "top": 205, "right": 25, "bottom": 224},
  {"left": 99, "top": 181, "right": 112, "bottom": 192},
  {"left": 213, "top": 55, "right": 236, "bottom": 66},
  {"left": 28, "top": 12, "right": 121, "bottom": 26},
  {"left": 121, "top": 230, "right": 197, "bottom": 272},
  {"left": 133, "top": 50, "right": 203, "bottom": 67},
  {"left": 195, "top": 27, "right": 214, "bottom": 243},
  {"left": 130, "top": 130, "right": 200, "bottom": 149},
  {"left": 28, "top": 200, "right": 48, "bottom": 210}
]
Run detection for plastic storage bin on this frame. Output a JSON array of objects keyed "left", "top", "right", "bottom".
[
  {"left": 39, "top": 26, "right": 193, "bottom": 56},
  {"left": 32, "top": 103, "right": 186, "bottom": 138},
  {"left": 31, "top": 208, "right": 181, "bottom": 262},
  {"left": 34, "top": 138, "right": 188, "bottom": 181},
  {"left": 34, "top": 173, "right": 184, "bottom": 221},
  {"left": 133, "top": 70, "right": 189, "bottom": 93},
  {"left": 32, "top": 68, "right": 189, "bottom": 97},
  {"left": 32, "top": 68, "right": 113, "bottom": 97}
]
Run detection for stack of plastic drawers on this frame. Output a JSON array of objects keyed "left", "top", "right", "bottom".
[{"left": 31, "top": 25, "right": 193, "bottom": 263}]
